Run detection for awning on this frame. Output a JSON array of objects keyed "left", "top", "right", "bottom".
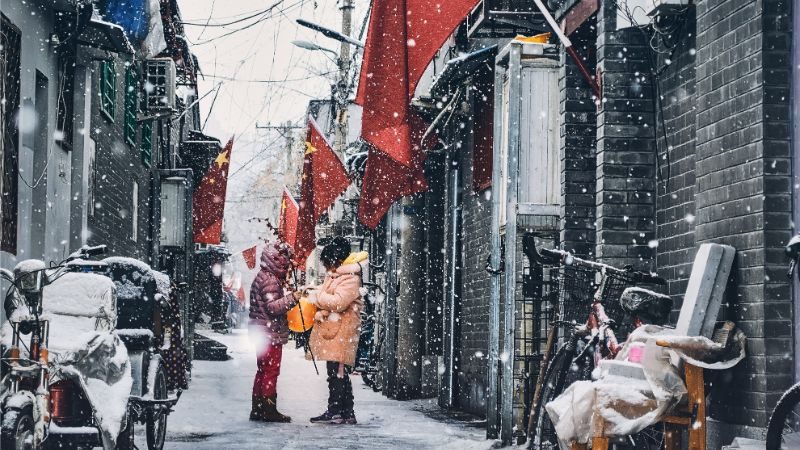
[
  {"left": 429, "top": 45, "right": 497, "bottom": 100},
  {"left": 77, "top": 18, "right": 134, "bottom": 54}
]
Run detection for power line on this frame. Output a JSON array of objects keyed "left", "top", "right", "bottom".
[{"left": 201, "top": 71, "right": 335, "bottom": 83}]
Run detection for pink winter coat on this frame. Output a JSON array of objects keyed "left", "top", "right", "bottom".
[
  {"left": 307, "top": 261, "right": 364, "bottom": 367},
  {"left": 249, "top": 244, "right": 297, "bottom": 345}
]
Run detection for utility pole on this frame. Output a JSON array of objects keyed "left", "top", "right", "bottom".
[{"left": 334, "top": 0, "right": 354, "bottom": 153}]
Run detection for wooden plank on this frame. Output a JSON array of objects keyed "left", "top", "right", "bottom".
[{"left": 685, "top": 364, "right": 707, "bottom": 450}]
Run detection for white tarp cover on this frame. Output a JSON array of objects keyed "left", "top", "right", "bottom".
[
  {"left": 545, "top": 324, "right": 745, "bottom": 446},
  {"left": 1, "top": 273, "right": 132, "bottom": 450}
]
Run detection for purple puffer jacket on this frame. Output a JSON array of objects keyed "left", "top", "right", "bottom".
[{"left": 249, "top": 244, "right": 297, "bottom": 345}]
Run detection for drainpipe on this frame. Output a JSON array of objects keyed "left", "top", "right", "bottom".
[
  {"left": 442, "top": 149, "right": 461, "bottom": 407},
  {"left": 486, "top": 51, "right": 506, "bottom": 439}
]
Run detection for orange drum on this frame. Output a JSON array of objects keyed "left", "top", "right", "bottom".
[{"left": 287, "top": 297, "right": 317, "bottom": 332}]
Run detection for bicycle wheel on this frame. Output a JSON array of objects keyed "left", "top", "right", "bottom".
[
  {"left": 532, "top": 341, "right": 593, "bottom": 449},
  {"left": 767, "top": 383, "right": 800, "bottom": 449}
]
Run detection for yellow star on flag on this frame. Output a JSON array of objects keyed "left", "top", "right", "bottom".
[
  {"left": 214, "top": 151, "right": 229, "bottom": 168},
  {"left": 281, "top": 198, "right": 287, "bottom": 212},
  {"left": 304, "top": 141, "right": 317, "bottom": 155}
]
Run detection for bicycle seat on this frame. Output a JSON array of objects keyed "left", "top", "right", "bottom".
[{"left": 619, "top": 287, "right": 673, "bottom": 325}]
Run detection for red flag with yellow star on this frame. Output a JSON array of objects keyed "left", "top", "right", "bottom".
[
  {"left": 193, "top": 137, "right": 234, "bottom": 244},
  {"left": 295, "top": 118, "right": 350, "bottom": 267},
  {"left": 278, "top": 188, "right": 299, "bottom": 250}
]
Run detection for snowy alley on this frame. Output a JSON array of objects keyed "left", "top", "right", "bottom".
[
  {"left": 161, "top": 331, "right": 490, "bottom": 450},
  {"left": 2, "top": 0, "right": 799, "bottom": 449}
]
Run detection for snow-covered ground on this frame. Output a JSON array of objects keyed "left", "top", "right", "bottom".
[{"left": 157, "top": 330, "right": 492, "bottom": 449}]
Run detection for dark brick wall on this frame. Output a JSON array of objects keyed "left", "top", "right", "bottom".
[
  {"left": 560, "top": 17, "right": 598, "bottom": 257},
  {"left": 87, "top": 58, "right": 157, "bottom": 263},
  {"left": 694, "top": 0, "right": 793, "bottom": 428},
  {"left": 654, "top": 10, "right": 698, "bottom": 310},
  {"left": 595, "top": 0, "right": 657, "bottom": 270},
  {"left": 455, "top": 97, "right": 493, "bottom": 417}
]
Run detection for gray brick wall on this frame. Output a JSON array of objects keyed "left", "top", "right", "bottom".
[
  {"left": 595, "top": 0, "right": 657, "bottom": 270},
  {"left": 694, "top": 0, "right": 793, "bottom": 428},
  {"left": 655, "top": 10, "right": 698, "bottom": 312},
  {"left": 87, "top": 58, "right": 156, "bottom": 263},
  {"left": 456, "top": 112, "right": 493, "bottom": 417},
  {"left": 560, "top": 17, "right": 598, "bottom": 258}
]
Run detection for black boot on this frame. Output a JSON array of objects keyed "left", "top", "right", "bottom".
[
  {"left": 261, "top": 396, "right": 291, "bottom": 423},
  {"left": 250, "top": 395, "right": 265, "bottom": 421}
]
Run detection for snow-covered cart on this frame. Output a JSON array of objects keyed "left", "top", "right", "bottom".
[{"left": 103, "top": 258, "right": 183, "bottom": 450}]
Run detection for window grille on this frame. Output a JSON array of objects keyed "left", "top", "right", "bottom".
[
  {"left": 124, "top": 67, "right": 138, "bottom": 146},
  {"left": 141, "top": 122, "right": 153, "bottom": 166},
  {"left": 100, "top": 61, "right": 116, "bottom": 121}
]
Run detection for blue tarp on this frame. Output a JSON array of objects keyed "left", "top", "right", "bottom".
[{"left": 99, "top": 0, "right": 150, "bottom": 43}]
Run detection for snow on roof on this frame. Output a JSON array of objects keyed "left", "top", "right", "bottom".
[{"left": 43, "top": 272, "right": 117, "bottom": 319}]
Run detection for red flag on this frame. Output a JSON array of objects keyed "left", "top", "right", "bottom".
[
  {"left": 193, "top": 137, "right": 234, "bottom": 244},
  {"left": 295, "top": 118, "right": 351, "bottom": 266},
  {"left": 242, "top": 246, "right": 257, "bottom": 270},
  {"left": 355, "top": 0, "right": 479, "bottom": 228},
  {"left": 278, "top": 188, "right": 299, "bottom": 249}
]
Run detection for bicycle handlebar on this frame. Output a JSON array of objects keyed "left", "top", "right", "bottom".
[{"left": 538, "top": 248, "right": 666, "bottom": 285}]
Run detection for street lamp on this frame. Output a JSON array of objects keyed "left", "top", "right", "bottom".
[
  {"left": 291, "top": 40, "right": 339, "bottom": 58},
  {"left": 295, "top": 19, "right": 364, "bottom": 48}
]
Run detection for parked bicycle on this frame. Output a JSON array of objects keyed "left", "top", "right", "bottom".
[
  {"left": 765, "top": 234, "right": 800, "bottom": 449},
  {"left": 526, "top": 243, "right": 669, "bottom": 450},
  {"left": 356, "top": 281, "right": 386, "bottom": 392}
]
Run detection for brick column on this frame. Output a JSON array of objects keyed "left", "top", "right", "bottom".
[
  {"left": 694, "top": 0, "right": 793, "bottom": 432},
  {"left": 560, "top": 17, "right": 597, "bottom": 258},
  {"left": 595, "top": 1, "right": 658, "bottom": 269}
]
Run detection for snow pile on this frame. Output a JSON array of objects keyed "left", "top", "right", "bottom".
[
  {"left": 42, "top": 273, "right": 117, "bottom": 321},
  {"left": 153, "top": 271, "right": 171, "bottom": 297},
  {"left": 104, "top": 256, "right": 155, "bottom": 302}
]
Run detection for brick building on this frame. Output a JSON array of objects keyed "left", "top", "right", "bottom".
[{"left": 366, "top": 0, "right": 797, "bottom": 446}]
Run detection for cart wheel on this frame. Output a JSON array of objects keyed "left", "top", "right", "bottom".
[
  {"left": 115, "top": 409, "right": 135, "bottom": 450},
  {"left": 1, "top": 404, "right": 34, "bottom": 450},
  {"left": 146, "top": 365, "right": 168, "bottom": 450}
]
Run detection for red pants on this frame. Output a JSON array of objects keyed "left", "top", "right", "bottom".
[{"left": 253, "top": 343, "right": 282, "bottom": 398}]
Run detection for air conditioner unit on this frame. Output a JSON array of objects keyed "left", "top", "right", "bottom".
[{"left": 144, "top": 58, "right": 176, "bottom": 112}]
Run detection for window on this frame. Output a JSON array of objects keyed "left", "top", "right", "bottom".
[
  {"left": 141, "top": 122, "right": 153, "bottom": 166},
  {"left": 100, "top": 61, "right": 116, "bottom": 120},
  {"left": 0, "top": 14, "right": 20, "bottom": 254},
  {"left": 131, "top": 181, "right": 138, "bottom": 241},
  {"left": 124, "top": 67, "right": 138, "bottom": 145}
]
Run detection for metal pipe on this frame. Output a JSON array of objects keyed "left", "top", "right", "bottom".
[
  {"left": 486, "top": 53, "right": 506, "bottom": 439},
  {"left": 500, "top": 43, "right": 523, "bottom": 445},
  {"left": 531, "top": 0, "right": 601, "bottom": 99},
  {"left": 444, "top": 153, "right": 461, "bottom": 408}
]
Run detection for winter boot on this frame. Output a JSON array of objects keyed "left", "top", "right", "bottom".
[
  {"left": 261, "top": 396, "right": 291, "bottom": 423},
  {"left": 329, "top": 411, "right": 357, "bottom": 425},
  {"left": 249, "top": 395, "right": 265, "bottom": 421},
  {"left": 309, "top": 410, "right": 337, "bottom": 423}
]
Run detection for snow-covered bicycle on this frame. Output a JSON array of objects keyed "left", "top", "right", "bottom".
[{"left": 526, "top": 244, "right": 669, "bottom": 450}]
